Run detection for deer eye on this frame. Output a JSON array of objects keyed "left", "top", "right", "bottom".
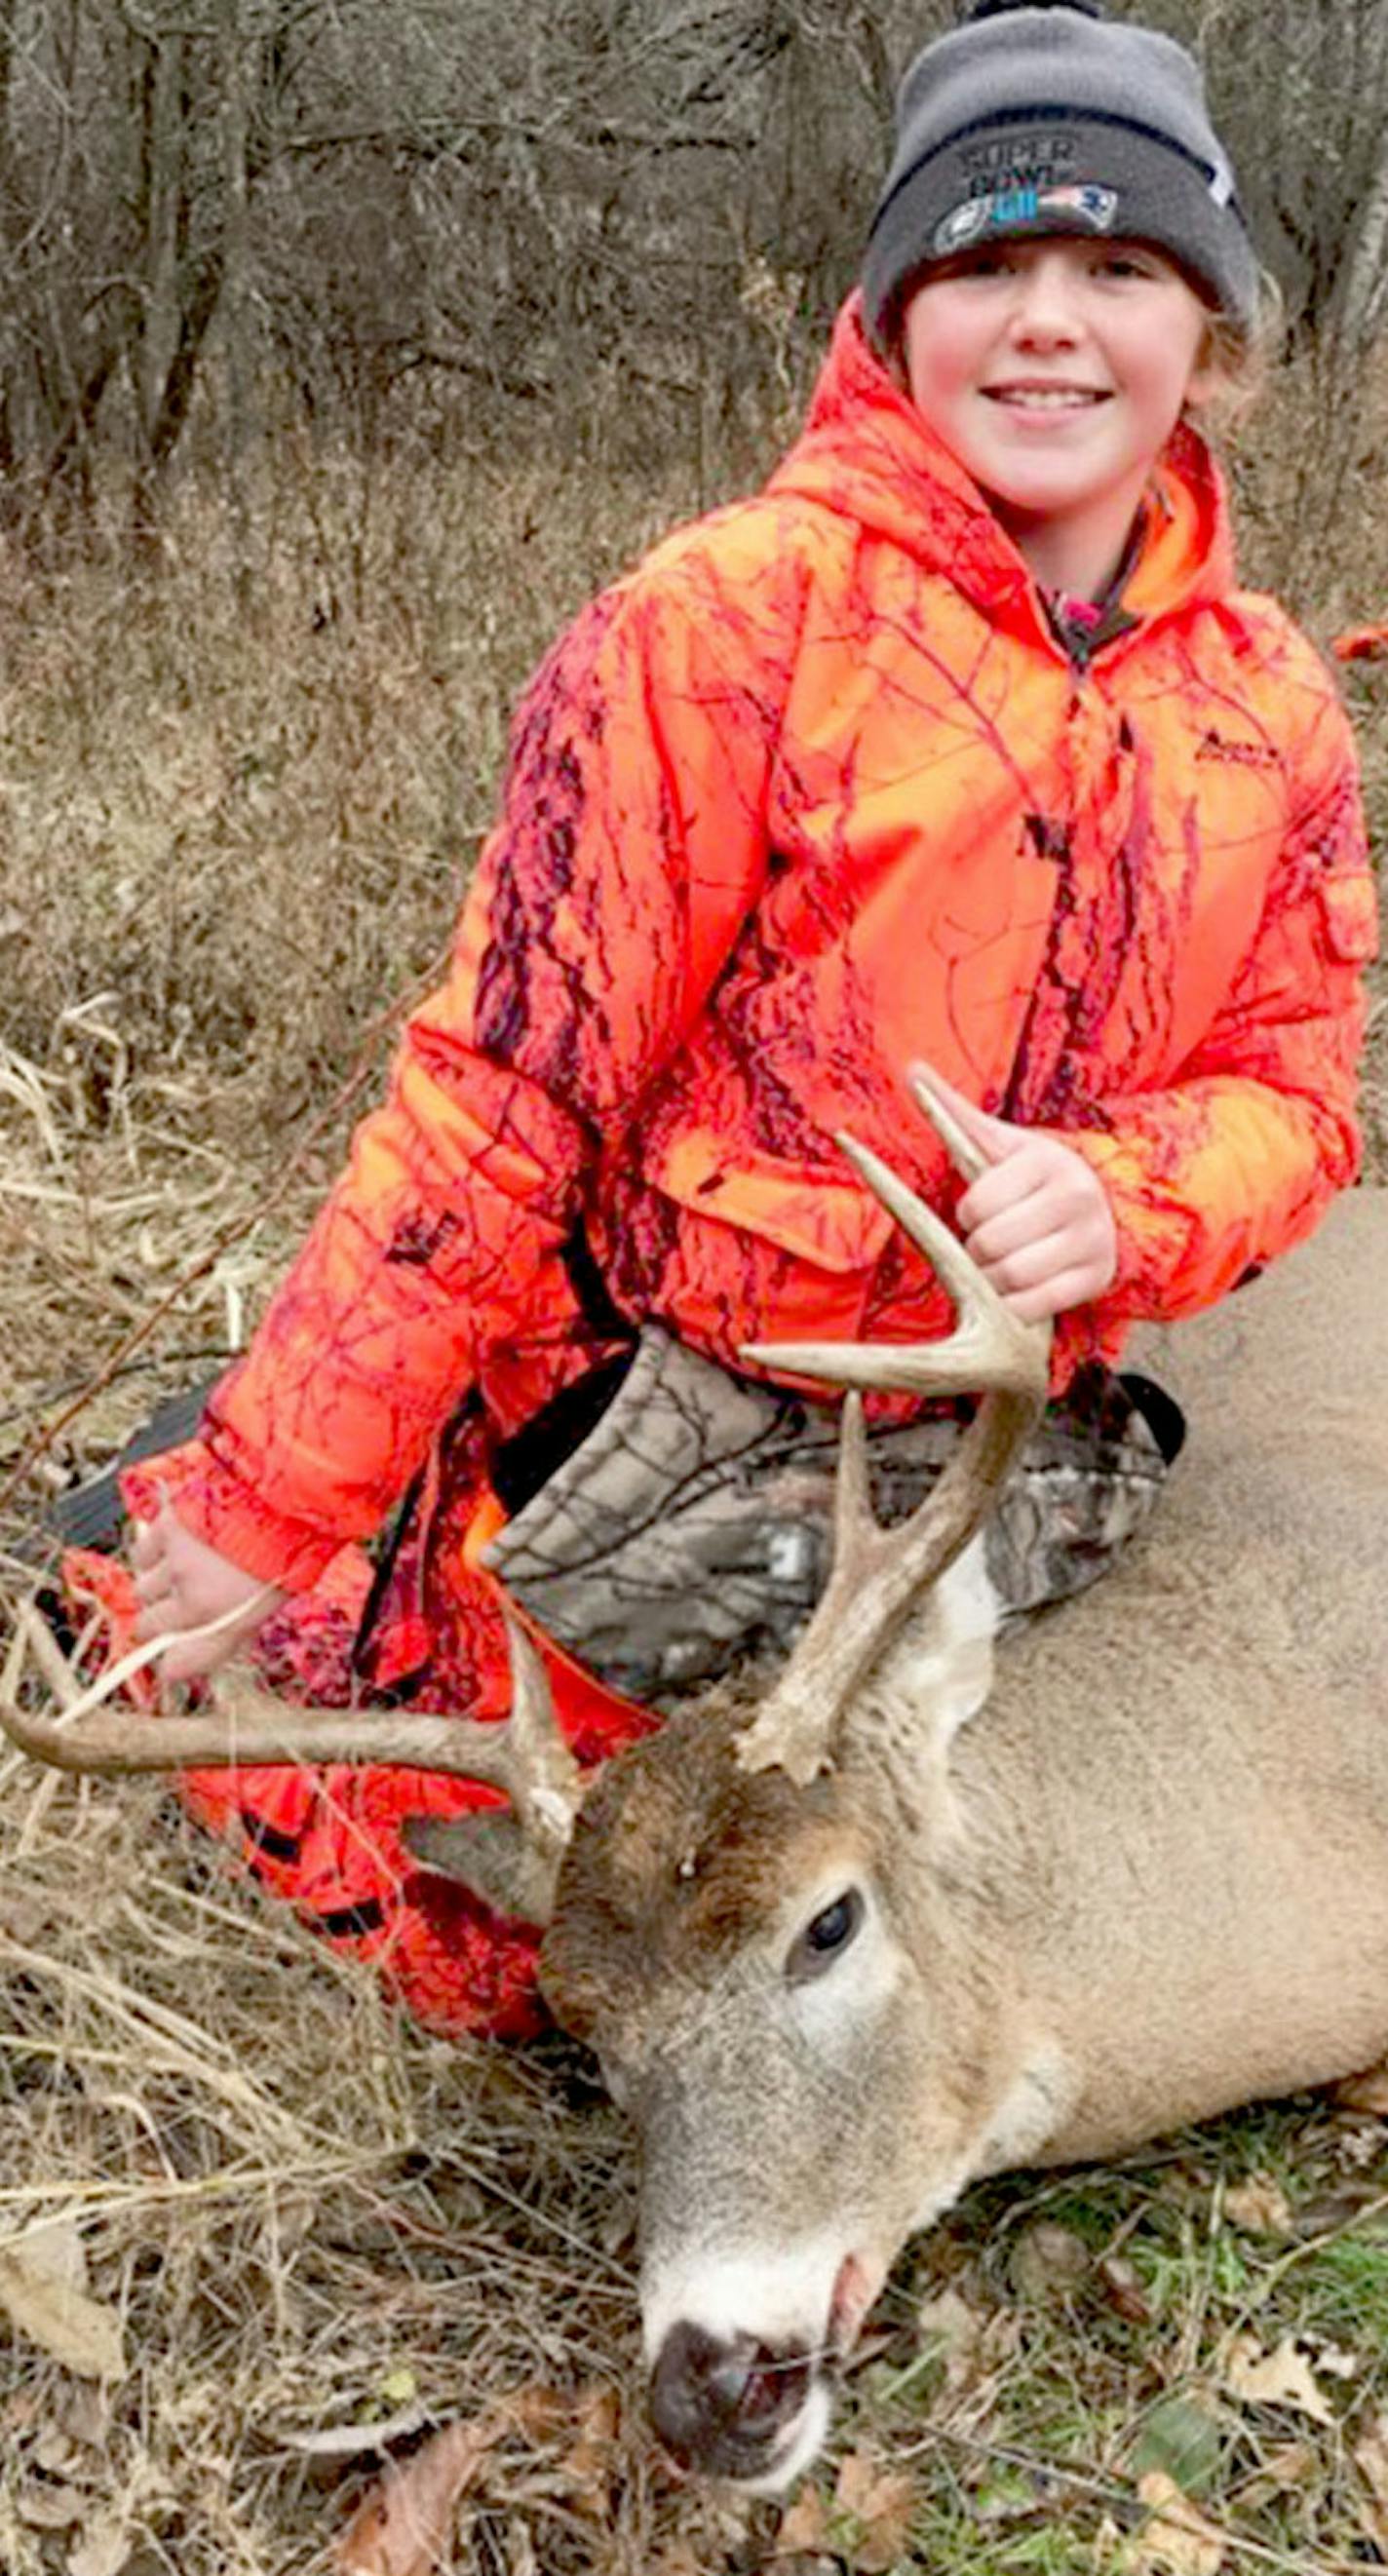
[{"left": 787, "top": 1888, "right": 865, "bottom": 1983}]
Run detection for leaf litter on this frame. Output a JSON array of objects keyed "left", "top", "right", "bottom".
[{"left": 0, "top": 2220, "right": 125, "bottom": 2381}]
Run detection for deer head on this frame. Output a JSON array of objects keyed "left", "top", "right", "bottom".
[{"left": 2, "top": 1080, "right": 1050, "bottom": 2489}]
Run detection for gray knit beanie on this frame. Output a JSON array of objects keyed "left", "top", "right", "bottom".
[{"left": 863, "top": 0, "right": 1257, "bottom": 352}]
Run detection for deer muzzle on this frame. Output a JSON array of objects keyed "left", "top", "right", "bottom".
[
  {"left": 642, "top": 2244, "right": 882, "bottom": 2486},
  {"left": 648, "top": 2320, "right": 825, "bottom": 2485}
]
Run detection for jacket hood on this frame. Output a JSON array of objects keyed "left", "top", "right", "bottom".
[{"left": 766, "top": 292, "right": 1237, "bottom": 638}]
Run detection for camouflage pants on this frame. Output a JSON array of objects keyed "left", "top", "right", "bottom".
[{"left": 483, "top": 1327, "right": 1183, "bottom": 1711}]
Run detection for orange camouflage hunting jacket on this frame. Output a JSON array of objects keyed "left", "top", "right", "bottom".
[{"left": 178, "top": 296, "right": 1376, "bottom": 1593}]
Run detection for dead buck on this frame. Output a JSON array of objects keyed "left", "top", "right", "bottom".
[{"left": 6, "top": 1087, "right": 1388, "bottom": 2493}]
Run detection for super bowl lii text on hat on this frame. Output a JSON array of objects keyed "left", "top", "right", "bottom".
[{"left": 862, "top": 0, "right": 1258, "bottom": 355}]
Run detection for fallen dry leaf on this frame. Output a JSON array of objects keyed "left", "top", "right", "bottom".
[
  {"left": 1237, "top": 2440, "right": 1320, "bottom": 2511},
  {"left": 1354, "top": 2412, "right": 1388, "bottom": 2553},
  {"left": 503, "top": 2383, "right": 572, "bottom": 2442},
  {"left": 1009, "top": 2220, "right": 1090, "bottom": 2304},
  {"left": 17, "top": 2480, "right": 88, "bottom": 2531},
  {"left": 774, "top": 2484, "right": 829, "bottom": 2554},
  {"left": 647, "top": 2549, "right": 705, "bottom": 2576},
  {"left": 1356, "top": 2413, "right": 1388, "bottom": 2504},
  {"left": 916, "top": 2283, "right": 1020, "bottom": 2401},
  {"left": 833, "top": 2453, "right": 917, "bottom": 2572},
  {"left": 1221, "top": 2175, "right": 1292, "bottom": 2237},
  {"left": 1222, "top": 2333, "right": 1333, "bottom": 2427},
  {"left": 558, "top": 2381, "right": 621, "bottom": 2517},
  {"left": 66, "top": 2510, "right": 135, "bottom": 2576},
  {"left": 35, "top": 2423, "right": 86, "bottom": 2478},
  {"left": 1331, "top": 2063, "right": 1388, "bottom": 2116},
  {"left": 1130, "top": 2471, "right": 1226, "bottom": 2576},
  {"left": 1099, "top": 2253, "right": 1152, "bottom": 2324},
  {"left": 917, "top": 2287, "right": 984, "bottom": 2386},
  {"left": 335, "top": 2416, "right": 504, "bottom": 2575},
  {"left": 54, "top": 2381, "right": 111, "bottom": 2453},
  {"left": 0, "top": 2225, "right": 125, "bottom": 2384}
]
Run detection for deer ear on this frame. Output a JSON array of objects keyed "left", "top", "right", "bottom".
[
  {"left": 877, "top": 1538, "right": 1000, "bottom": 1759},
  {"left": 403, "top": 1810, "right": 563, "bottom": 1929}
]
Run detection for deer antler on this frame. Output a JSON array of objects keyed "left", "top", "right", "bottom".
[
  {"left": 734, "top": 1075, "right": 1051, "bottom": 1785},
  {"left": 0, "top": 1599, "right": 584, "bottom": 1873}
]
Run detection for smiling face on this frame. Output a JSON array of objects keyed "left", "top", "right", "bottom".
[{"left": 901, "top": 235, "right": 1214, "bottom": 598}]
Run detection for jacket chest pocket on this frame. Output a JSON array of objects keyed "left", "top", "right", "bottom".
[{"left": 649, "top": 1127, "right": 897, "bottom": 1276}]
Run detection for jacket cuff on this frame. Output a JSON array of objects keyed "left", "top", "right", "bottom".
[
  {"left": 154, "top": 1455, "right": 343, "bottom": 1593},
  {"left": 1060, "top": 1127, "right": 1197, "bottom": 1321}
]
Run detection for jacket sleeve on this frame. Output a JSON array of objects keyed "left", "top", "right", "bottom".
[
  {"left": 172, "top": 551, "right": 782, "bottom": 1586},
  {"left": 1065, "top": 690, "right": 1376, "bottom": 1327}
]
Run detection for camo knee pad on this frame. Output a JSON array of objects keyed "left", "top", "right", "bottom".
[{"left": 483, "top": 1328, "right": 1180, "bottom": 1708}]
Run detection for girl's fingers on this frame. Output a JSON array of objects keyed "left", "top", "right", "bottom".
[
  {"left": 957, "top": 1158, "right": 1048, "bottom": 1242},
  {"left": 907, "top": 1066, "right": 1117, "bottom": 1317},
  {"left": 132, "top": 1598, "right": 181, "bottom": 1647},
  {"left": 970, "top": 1203, "right": 1113, "bottom": 1290},
  {"left": 976, "top": 1240, "right": 1110, "bottom": 1317},
  {"left": 995, "top": 1266, "right": 1100, "bottom": 1326},
  {"left": 157, "top": 1631, "right": 242, "bottom": 1684},
  {"left": 131, "top": 1589, "right": 268, "bottom": 1677},
  {"left": 132, "top": 1576, "right": 175, "bottom": 1621},
  {"left": 968, "top": 1228, "right": 1071, "bottom": 1293},
  {"left": 962, "top": 1170, "right": 1097, "bottom": 1259}
]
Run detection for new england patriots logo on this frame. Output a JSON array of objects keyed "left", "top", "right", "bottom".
[{"left": 933, "top": 182, "right": 1120, "bottom": 255}]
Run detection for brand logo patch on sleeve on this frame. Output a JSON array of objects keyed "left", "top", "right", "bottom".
[{"left": 1194, "top": 727, "right": 1281, "bottom": 771}]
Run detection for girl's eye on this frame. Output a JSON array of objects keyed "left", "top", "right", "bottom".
[
  {"left": 787, "top": 1888, "right": 866, "bottom": 1983},
  {"left": 933, "top": 248, "right": 1017, "bottom": 284}
]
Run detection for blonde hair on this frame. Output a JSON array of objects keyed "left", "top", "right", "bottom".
[{"left": 1191, "top": 266, "right": 1286, "bottom": 431}]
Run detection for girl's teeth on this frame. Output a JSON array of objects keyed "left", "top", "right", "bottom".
[{"left": 1000, "top": 390, "right": 1099, "bottom": 408}]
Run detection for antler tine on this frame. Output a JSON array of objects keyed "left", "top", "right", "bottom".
[
  {"left": 735, "top": 1091, "right": 1051, "bottom": 1786},
  {"left": 742, "top": 1130, "right": 1041, "bottom": 1401},
  {"left": 493, "top": 1606, "right": 586, "bottom": 1853},
  {"left": 901, "top": 1068, "right": 988, "bottom": 1183},
  {"left": 1, "top": 1600, "right": 584, "bottom": 1863},
  {"left": 832, "top": 1392, "right": 872, "bottom": 1553}
]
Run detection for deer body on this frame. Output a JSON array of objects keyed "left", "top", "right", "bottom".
[
  {"left": 981, "top": 1198, "right": 1388, "bottom": 2160},
  {"left": 541, "top": 1185, "right": 1388, "bottom": 2483},
  {"left": 8, "top": 1107, "right": 1385, "bottom": 2496},
  {"left": 947, "top": 1604, "right": 1388, "bottom": 2165}
]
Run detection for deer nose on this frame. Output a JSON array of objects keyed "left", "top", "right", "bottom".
[{"left": 649, "top": 2321, "right": 809, "bottom": 2472}]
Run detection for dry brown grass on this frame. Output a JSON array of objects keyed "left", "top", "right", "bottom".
[
  {"left": 0, "top": 438, "right": 713, "bottom": 1502},
  {"left": 0, "top": 1754, "right": 713, "bottom": 2574},
  {"left": 0, "top": 383, "right": 1384, "bottom": 2573}
]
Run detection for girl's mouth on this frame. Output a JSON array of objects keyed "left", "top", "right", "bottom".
[{"left": 983, "top": 386, "right": 1109, "bottom": 411}]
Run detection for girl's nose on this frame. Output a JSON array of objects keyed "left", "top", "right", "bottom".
[{"left": 1007, "top": 256, "right": 1083, "bottom": 344}]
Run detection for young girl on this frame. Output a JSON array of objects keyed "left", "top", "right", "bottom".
[{"left": 102, "top": 0, "right": 1375, "bottom": 2033}]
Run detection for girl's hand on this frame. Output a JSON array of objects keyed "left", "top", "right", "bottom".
[
  {"left": 909, "top": 1063, "right": 1118, "bottom": 1324},
  {"left": 131, "top": 1497, "right": 286, "bottom": 1684}
]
